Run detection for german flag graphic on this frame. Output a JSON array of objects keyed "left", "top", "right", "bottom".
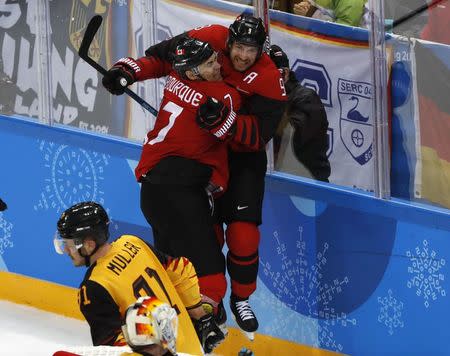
[{"left": 413, "top": 41, "right": 450, "bottom": 208}]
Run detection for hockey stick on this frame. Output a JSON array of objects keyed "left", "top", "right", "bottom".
[
  {"left": 79, "top": 15, "right": 158, "bottom": 117},
  {"left": 390, "top": 0, "right": 445, "bottom": 30}
]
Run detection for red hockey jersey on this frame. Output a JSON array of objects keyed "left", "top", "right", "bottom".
[
  {"left": 135, "top": 72, "right": 241, "bottom": 191},
  {"left": 136, "top": 25, "right": 285, "bottom": 101},
  {"left": 188, "top": 24, "right": 287, "bottom": 151},
  {"left": 135, "top": 23, "right": 287, "bottom": 151},
  {"left": 188, "top": 24, "right": 287, "bottom": 101}
]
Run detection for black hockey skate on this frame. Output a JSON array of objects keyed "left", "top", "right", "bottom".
[{"left": 230, "top": 294, "right": 258, "bottom": 341}]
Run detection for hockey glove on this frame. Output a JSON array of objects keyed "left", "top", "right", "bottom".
[
  {"left": 0, "top": 198, "right": 6, "bottom": 211},
  {"left": 102, "top": 57, "right": 141, "bottom": 95},
  {"left": 192, "top": 313, "right": 225, "bottom": 354},
  {"left": 196, "top": 97, "right": 237, "bottom": 140}
]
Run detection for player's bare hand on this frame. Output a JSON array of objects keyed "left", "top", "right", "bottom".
[{"left": 293, "top": 1, "right": 311, "bottom": 16}]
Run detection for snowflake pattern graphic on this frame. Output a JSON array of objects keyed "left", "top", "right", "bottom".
[
  {"left": 34, "top": 140, "right": 109, "bottom": 213},
  {"left": 406, "top": 239, "right": 446, "bottom": 308},
  {"left": 252, "top": 288, "right": 318, "bottom": 346},
  {"left": 0, "top": 212, "right": 13, "bottom": 255},
  {"left": 260, "top": 226, "right": 356, "bottom": 352},
  {"left": 377, "top": 289, "right": 404, "bottom": 335}
]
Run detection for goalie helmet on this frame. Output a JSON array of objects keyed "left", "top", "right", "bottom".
[
  {"left": 228, "top": 12, "right": 266, "bottom": 52},
  {"left": 56, "top": 201, "right": 109, "bottom": 245},
  {"left": 172, "top": 37, "right": 214, "bottom": 78},
  {"left": 122, "top": 296, "right": 178, "bottom": 355}
]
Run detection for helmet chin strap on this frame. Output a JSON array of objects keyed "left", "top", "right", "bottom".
[
  {"left": 192, "top": 66, "right": 206, "bottom": 81},
  {"left": 77, "top": 243, "right": 103, "bottom": 267}
]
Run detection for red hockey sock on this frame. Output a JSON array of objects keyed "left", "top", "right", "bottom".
[
  {"left": 226, "top": 222, "right": 260, "bottom": 298},
  {"left": 198, "top": 273, "right": 227, "bottom": 304}
]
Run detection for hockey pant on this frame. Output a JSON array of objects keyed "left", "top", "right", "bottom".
[{"left": 140, "top": 181, "right": 227, "bottom": 304}]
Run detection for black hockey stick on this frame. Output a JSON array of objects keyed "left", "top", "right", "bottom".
[
  {"left": 390, "top": 0, "right": 445, "bottom": 30},
  {"left": 79, "top": 15, "right": 158, "bottom": 117}
]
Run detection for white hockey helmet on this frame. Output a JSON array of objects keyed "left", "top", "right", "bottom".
[{"left": 122, "top": 296, "right": 178, "bottom": 355}]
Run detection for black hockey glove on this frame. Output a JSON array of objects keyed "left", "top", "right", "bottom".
[
  {"left": 0, "top": 198, "right": 7, "bottom": 211},
  {"left": 192, "top": 313, "right": 225, "bottom": 354},
  {"left": 102, "top": 57, "right": 141, "bottom": 95},
  {"left": 196, "top": 97, "right": 237, "bottom": 140},
  {"left": 238, "top": 348, "right": 254, "bottom": 356}
]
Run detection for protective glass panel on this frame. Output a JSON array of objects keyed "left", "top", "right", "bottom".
[
  {"left": 1, "top": 2, "right": 39, "bottom": 120},
  {"left": 152, "top": 0, "right": 376, "bottom": 191},
  {"left": 269, "top": 1, "right": 375, "bottom": 190},
  {"left": 388, "top": 0, "right": 450, "bottom": 209},
  {"left": 1, "top": 1, "right": 155, "bottom": 140},
  {"left": 2, "top": 0, "right": 447, "bottom": 210}
]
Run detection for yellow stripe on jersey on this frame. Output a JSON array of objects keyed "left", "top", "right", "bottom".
[
  {"left": 87, "top": 235, "right": 203, "bottom": 356},
  {"left": 165, "top": 256, "right": 202, "bottom": 309}
]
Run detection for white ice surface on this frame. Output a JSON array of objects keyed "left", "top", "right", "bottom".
[
  {"left": 0, "top": 300, "right": 92, "bottom": 356},
  {"left": 0, "top": 300, "right": 199, "bottom": 356}
]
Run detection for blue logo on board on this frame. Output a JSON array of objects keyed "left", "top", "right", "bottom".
[
  {"left": 338, "top": 78, "right": 373, "bottom": 165},
  {"left": 291, "top": 59, "right": 332, "bottom": 107}
]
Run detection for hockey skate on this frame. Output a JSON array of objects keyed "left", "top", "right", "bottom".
[{"left": 230, "top": 294, "right": 259, "bottom": 341}]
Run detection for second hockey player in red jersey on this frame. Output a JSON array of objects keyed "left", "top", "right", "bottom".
[{"left": 102, "top": 12, "right": 287, "bottom": 339}]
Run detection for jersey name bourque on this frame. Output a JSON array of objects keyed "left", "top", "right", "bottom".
[
  {"left": 165, "top": 75, "right": 204, "bottom": 106},
  {"left": 106, "top": 241, "right": 142, "bottom": 276}
]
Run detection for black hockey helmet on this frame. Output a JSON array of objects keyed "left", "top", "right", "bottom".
[
  {"left": 228, "top": 12, "right": 266, "bottom": 51},
  {"left": 57, "top": 201, "right": 110, "bottom": 245},
  {"left": 172, "top": 37, "right": 214, "bottom": 78}
]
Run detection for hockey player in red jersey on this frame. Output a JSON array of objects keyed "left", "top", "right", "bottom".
[
  {"left": 134, "top": 37, "right": 242, "bottom": 194},
  {"left": 102, "top": 37, "right": 242, "bottom": 327},
  {"left": 102, "top": 12, "right": 287, "bottom": 339}
]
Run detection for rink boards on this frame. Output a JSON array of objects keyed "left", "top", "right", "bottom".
[
  {"left": 1, "top": 113, "right": 449, "bottom": 355},
  {"left": 0, "top": 271, "right": 337, "bottom": 356},
  {"left": 1, "top": 0, "right": 450, "bottom": 354}
]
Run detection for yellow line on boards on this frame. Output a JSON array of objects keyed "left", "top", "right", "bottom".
[
  {"left": 0, "top": 271, "right": 344, "bottom": 355},
  {"left": 0, "top": 271, "right": 82, "bottom": 320}
]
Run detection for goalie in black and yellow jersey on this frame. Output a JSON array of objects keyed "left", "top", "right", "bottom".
[{"left": 54, "top": 201, "right": 224, "bottom": 356}]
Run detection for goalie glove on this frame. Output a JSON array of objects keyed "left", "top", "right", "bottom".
[
  {"left": 102, "top": 57, "right": 141, "bottom": 95},
  {"left": 196, "top": 97, "right": 237, "bottom": 140},
  {"left": 192, "top": 313, "right": 225, "bottom": 354}
]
